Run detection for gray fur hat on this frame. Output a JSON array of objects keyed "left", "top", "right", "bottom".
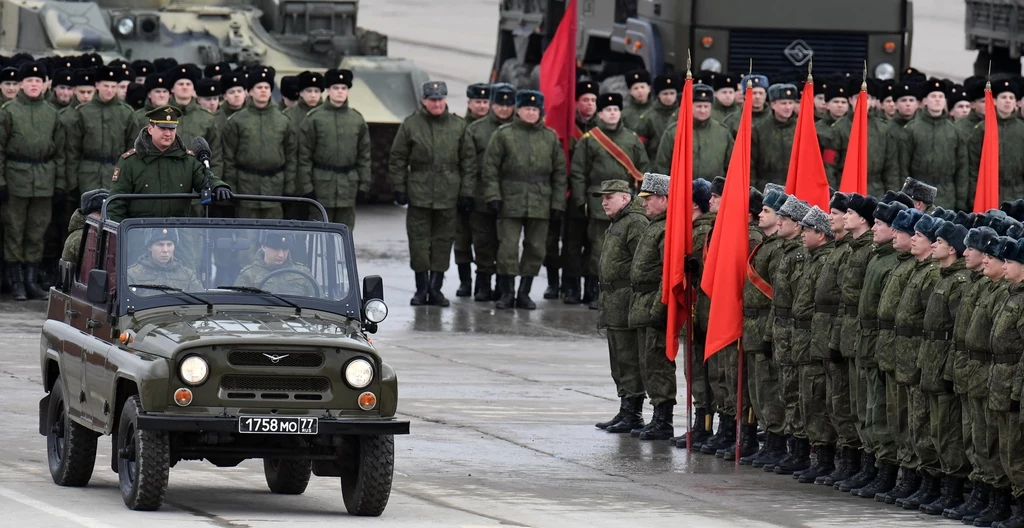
[
  {"left": 954, "top": 211, "right": 972, "bottom": 226},
  {"left": 767, "top": 83, "right": 798, "bottom": 101},
  {"left": 901, "top": 177, "right": 938, "bottom": 204},
  {"left": 693, "top": 178, "right": 711, "bottom": 212},
  {"left": 965, "top": 226, "right": 997, "bottom": 252},
  {"left": 873, "top": 201, "right": 908, "bottom": 225},
  {"left": 994, "top": 235, "right": 1017, "bottom": 260},
  {"left": 421, "top": 81, "right": 448, "bottom": 100},
  {"left": 639, "top": 172, "right": 670, "bottom": 198},
  {"left": 763, "top": 189, "right": 788, "bottom": 212},
  {"left": 892, "top": 208, "right": 924, "bottom": 235},
  {"left": 764, "top": 182, "right": 785, "bottom": 196},
  {"left": 778, "top": 196, "right": 811, "bottom": 222},
  {"left": 799, "top": 206, "right": 834, "bottom": 238},
  {"left": 935, "top": 221, "right": 968, "bottom": 256},
  {"left": 931, "top": 207, "right": 956, "bottom": 222},
  {"left": 81, "top": 188, "right": 109, "bottom": 215},
  {"left": 992, "top": 216, "right": 1023, "bottom": 238},
  {"left": 914, "top": 214, "right": 941, "bottom": 243}
]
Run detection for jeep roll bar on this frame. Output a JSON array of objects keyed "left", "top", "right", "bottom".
[{"left": 99, "top": 193, "right": 329, "bottom": 223}]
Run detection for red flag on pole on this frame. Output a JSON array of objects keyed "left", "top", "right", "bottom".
[
  {"left": 974, "top": 84, "right": 999, "bottom": 212},
  {"left": 838, "top": 83, "right": 868, "bottom": 195},
  {"left": 784, "top": 80, "right": 830, "bottom": 209},
  {"left": 700, "top": 81, "right": 753, "bottom": 360},
  {"left": 538, "top": 0, "right": 577, "bottom": 170},
  {"left": 663, "top": 74, "right": 694, "bottom": 362}
]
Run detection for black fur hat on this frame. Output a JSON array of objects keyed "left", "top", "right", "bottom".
[
  {"left": 848, "top": 193, "right": 879, "bottom": 222},
  {"left": 892, "top": 209, "right": 925, "bottom": 235},
  {"left": 901, "top": 177, "right": 938, "bottom": 204},
  {"left": 830, "top": 192, "right": 850, "bottom": 212},
  {"left": 994, "top": 235, "right": 1017, "bottom": 260},
  {"left": 881, "top": 190, "right": 914, "bottom": 209},
  {"left": 914, "top": 214, "right": 941, "bottom": 242},
  {"left": 749, "top": 187, "right": 763, "bottom": 218},
  {"left": 710, "top": 176, "right": 725, "bottom": 197},
  {"left": 80, "top": 188, "right": 108, "bottom": 215},
  {"left": 935, "top": 221, "right": 968, "bottom": 256},
  {"left": 693, "top": 178, "right": 711, "bottom": 213},
  {"left": 873, "top": 201, "right": 908, "bottom": 225},
  {"left": 966, "top": 226, "right": 997, "bottom": 252}
]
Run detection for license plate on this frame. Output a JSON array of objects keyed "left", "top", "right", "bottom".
[{"left": 238, "top": 416, "right": 318, "bottom": 434}]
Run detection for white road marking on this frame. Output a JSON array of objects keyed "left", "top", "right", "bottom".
[{"left": 0, "top": 485, "right": 112, "bottom": 528}]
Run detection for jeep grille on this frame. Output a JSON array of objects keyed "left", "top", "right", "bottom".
[
  {"left": 220, "top": 375, "right": 330, "bottom": 393},
  {"left": 227, "top": 351, "right": 325, "bottom": 368}
]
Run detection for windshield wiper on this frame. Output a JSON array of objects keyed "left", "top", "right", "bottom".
[
  {"left": 128, "top": 284, "right": 213, "bottom": 312},
  {"left": 215, "top": 285, "right": 302, "bottom": 314}
]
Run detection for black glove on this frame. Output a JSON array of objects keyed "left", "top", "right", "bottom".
[
  {"left": 0, "top": 186, "right": 7, "bottom": 204},
  {"left": 457, "top": 196, "right": 474, "bottom": 213},
  {"left": 394, "top": 191, "right": 409, "bottom": 206},
  {"left": 684, "top": 256, "right": 699, "bottom": 273},
  {"left": 356, "top": 190, "right": 367, "bottom": 203},
  {"left": 214, "top": 186, "right": 233, "bottom": 202},
  {"left": 487, "top": 200, "right": 501, "bottom": 215},
  {"left": 829, "top": 348, "right": 843, "bottom": 363},
  {"left": 52, "top": 188, "right": 66, "bottom": 205},
  {"left": 1011, "top": 399, "right": 1021, "bottom": 412},
  {"left": 550, "top": 209, "right": 563, "bottom": 222},
  {"left": 762, "top": 341, "right": 773, "bottom": 359}
]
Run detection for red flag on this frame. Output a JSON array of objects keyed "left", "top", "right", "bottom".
[
  {"left": 538, "top": 0, "right": 577, "bottom": 169},
  {"left": 700, "top": 81, "right": 753, "bottom": 359},
  {"left": 784, "top": 80, "right": 830, "bottom": 209},
  {"left": 838, "top": 84, "right": 868, "bottom": 195},
  {"left": 974, "top": 86, "right": 999, "bottom": 212},
  {"left": 662, "top": 75, "right": 694, "bottom": 362}
]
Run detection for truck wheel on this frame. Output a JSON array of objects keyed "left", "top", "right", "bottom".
[
  {"left": 116, "top": 395, "right": 170, "bottom": 511},
  {"left": 340, "top": 435, "right": 395, "bottom": 517},
  {"left": 263, "top": 458, "right": 312, "bottom": 494},
  {"left": 46, "top": 377, "right": 98, "bottom": 487}
]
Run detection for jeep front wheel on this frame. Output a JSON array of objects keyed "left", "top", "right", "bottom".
[
  {"left": 340, "top": 434, "right": 395, "bottom": 517},
  {"left": 116, "top": 395, "right": 170, "bottom": 511},
  {"left": 263, "top": 458, "right": 312, "bottom": 494},
  {"left": 46, "top": 377, "right": 98, "bottom": 487}
]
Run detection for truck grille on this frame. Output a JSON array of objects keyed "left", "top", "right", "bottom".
[
  {"left": 227, "top": 351, "right": 325, "bottom": 368},
  {"left": 728, "top": 30, "right": 869, "bottom": 76},
  {"left": 966, "top": 1, "right": 1024, "bottom": 33},
  {"left": 220, "top": 375, "right": 330, "bottom": 393}
]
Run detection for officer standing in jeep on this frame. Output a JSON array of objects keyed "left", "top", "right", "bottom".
[{"left": 234, "top": 232, "right": 316, "bottom": 296}]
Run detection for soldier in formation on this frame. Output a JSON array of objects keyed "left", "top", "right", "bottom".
[{"left": 126, "top": 228, "right": 202, "bottom": 294}]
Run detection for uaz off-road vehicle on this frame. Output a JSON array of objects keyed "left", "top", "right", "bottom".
[{"left": 38, "top": 194, "right": 407, "bottom": 516}]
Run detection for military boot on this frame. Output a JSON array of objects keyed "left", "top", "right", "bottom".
[
  {"left": 563, "top": 276, "right": 581, "bottom": 304},
  {"left": 427, "top": 272, "right": 450, "bottom": 307},
  {"left": 581, "top": 276, "right": 597, "bottom": 304},
  {"left": 606, "top": 397, "right": 644, "bottom": 433},
  {"left": 8, "top": 263, "right": 26, "bottom": 301},
  {"left": 723, "top": 424, "right": 759, "bottom": 462},
  {"left": 991, "top": 496, "right": 1024, "bottom": 528},
  {"left": 596, "top": 398, "right": 628, "bottom": 429},
  {"left": 37, "top": 262, "right": 55, "bottom": 289},
  {"left": 638, "top": 402, "right": 673, "bottom": 440},
  {"left": 839, "top": 451, "right": 877, "bottom": 491},
  {"left": 819, "top": 447, "right": 857, "bottom": 486},
  {"left": 764, "top": 436, "right": 795, "bottom": 472},
  {"left": 922, "top": 476, "right": 965, "bottom": 515},
  {"left": 24, "top": 264, "right": 48, "bottom": 299},
  {"left": 798, "top": 444, "right": 836, "bottom": 483},
  {"left": 854, "top": 462, "right": 898, "bottom": 498},
  {"left": 515, "top": 276, "right": 536, "bottom": 310},
  {"left": 474, "top": 273, "right": 493, "bottom": 302},
  {"left": 740, "top": 428, "right": 771, "bottom": 465},
  {"left": 971, "top": 487, "right": 1012, "bottom": 526},
  {"left": 455, "top": 264, "right": 472, "bottom": 297},
  {"left": 948, "top": 482, "right": 990, "bottom": 520},
  {"left": 587, "top": 283, "right": 599, "bottom": 310},
  {"left": 542, "top": 267, "right": 560, "bottom": 299},
  {"left": 673, "top": 408, "right": 711, "bottom": 449},
  {"left": 409, "top": 272, "right": 428, "bottom": 306},
  {"left": 701, "top": 415, "right": 735, "bottom": 455},
  {"left": 752, "top": 433, "right": 787, "bottom": 469},
  {"left": 877, "top": 468, "right": 919, "bottom": 504},
  {"left": 495, "top": 275, "right": 516, "bottom": 309},
  {"left": 900, "top": 474, "right": 941, "bottom": 509},
  {"left": 775, "top": 438, "right": 811, "bottom": 475}
]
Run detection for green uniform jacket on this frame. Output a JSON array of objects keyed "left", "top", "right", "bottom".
[
  {"left": 815, "top": 113, "right": 839, "bottom": 160},
  {"left": 214, "top": 103, "right": 246, "bottom": 129},
  {"left": 61, "top": 209, "right": 86, "bottom": 262},
  {"left": 47, "top": 91, "right": 71, "bottom": 111},
  {"left": 0, "top": 93, "right": 66, "bottom": 197},
  {"left": 222, "top": 103, "right": 298, "bottom": 205},
  {"left": 814, "top": 235, "right": 849, "bottom": 360},
  {"left": 835, "top": 231, "right": 873, "bottom": 356},
  {"left": 750, "top": 114, "right": 796, "bottom": 193},
  {"left": 826, "top": 114, "right": 900, "bottom": 196},
  {"left": 567, "top": 113, "right": 598, "bottom": 220},
  {"left": 654, "top": 117, "right": 734, "bottom": 178},
  {"left": 635, "top": 100, "right": 678, "bottom": 161},
  {"left": 767, "top": 238, "right": 806, "bottom": 360},
  {"left": 724, "top": 106, "right": 771, "bottom": 137},
  {"left": 462, "top": 111, "right": 512, "bottom": 213},
  {"left": 296, "top": 102, "right": 371, "bottom": 207},
  {"left": 968, "top": 115, "right": 1024, "bottom": 209},
  {"left": 956, "top": 111, "right": 983, "bottom": 139},
  {"left": 952, "top": 272, "right": 986, "bottom": 395},
  {"left": 987, "top": 282, "right": 1024, "bottom": 411},
  {"left": 481, "top": 117, "right": 567, "bottom": 219},
  {"left": 792, "top": 240, "right": 835, "bottom": 364},
  {"left": 389, "top": 106, "right": 471, "bottom": 209},
  {"left": 570, "top": 121, "right": 649, "bottom": 220},
  {"left": 857, "top": 241, "right": 898, "bottom": 366},
  {"left": 283, "top": 100, "right": 318, "bottom": 124},
  {"left": 622, "top": 96, "right": 653, "bottom": 132},
  {"left": 893, "top": 258, "right": 940, "bottom": 385},
  {"left": 963, "top": 280, "right": 1009, "bottom": 399},
  {"left": 918, "top": 260, "right": 971, "bottom": 394},
  {"left": 898, "top": 111, "right": 968, "bottom": 210},
  {"left": 742, "top": 232, "right": 785, "bottom": 352},
  {"left": 107, "top": 130, "right": 227, "bottom": 222},
  {"left": 711, "top": 100, "right": 739, "bottom": 124},
  {"left": 598, "top": 198, "right": 649, "bottom": 329},
  {"left": 875, "top": 252, "right": 915, "bottom": 373},
  {"left": 627, "top": 212, "right": 666, "bottom": 328},
  {"left": 693, "top": 212, "right": 717, "bottom": 335},
  {"left": 235, "top": 255, "right": 316, "bottom": 297},
  {"left": 65, "top": 96, "right": 134, "bottom": 193},
  {"left": 126, "top": 255, "right": 202, "bottom": 292},
  {"left": 126, "top": 101, "right": 223, "bottom": 178}
]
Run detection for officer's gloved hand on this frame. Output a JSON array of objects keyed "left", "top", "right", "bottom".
[
  {"left": 0, "top": 186, "right": 7, "bottom": 204},
  {"left": 763, "top": 341, "right": 773, "bottom": 359},
  {"left": 356, "top": 190, "right": 367, "bottom": 203},
  {"left": 684, "top": 256, "right": 699, "bottom": 273},
  {"left": 550, "top": 209, "right": 563, "bottom": 222},
  {"left": 213, "top": 186, "right": 233, "bottom": 202},
  {"left": 52, "top": 188, "right": 66, "bottom": 205},
  {"left": 829, "top": 348, "right": 843, "bottom": 363},
  {"left": 487, "top": 200, "right": 501, "bottom": 215},
  {"left": 457, "top": 196, "right": 473, "bottom": 213},
  {"left": 1011, "top": 399, "right": 1021, "bottom": 413},
  {"left": 394, "top": 191, "right": 409, "bottom": 206}
]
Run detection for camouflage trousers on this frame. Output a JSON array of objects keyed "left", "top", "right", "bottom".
[
  {"left": 930, "top": 392, "right": 971, "bottom": 478},
  {"left": 454, "top": 209, "right": 473, "bottom": 266},
  {"left": 968, "top": 397, "right": 1009, "bottom": 488},
  {"left": 607, "top": 328, "right": 645, "bottom": 399},
  {"left": 750, "top": 351, "right": 785, "bottom": 435},
  {"left": 585, "top": 219, "right": 610, "bottom": 277},
  {"left": 406, "top": 206, "right": 456, "bottom": 273},
  {"left": 545, "top": 214, "right": 588, "bottom": 279},
  {"left": 636, "top": 326, "right": 677, "bottom": 406},
  {"left": 780, "top": 364, "right": 804, "bottom": 439},
  {"left": 3, "top": 196, "right": 51, "bottom": 263},
  {"left": 496, "top": 217, "right": 548, "bottom": 277},
  {"left": 688, "top": 335, "right": 712, "bottom": 411},
  {"left": 960, "top": 393, "right": 978, "bottom": 481},
  {"left": 827, "top": 358, "right": 860, "bottom": 449},
  {"left": 470, "top": 211, "right": 498, "bottom": 275},
  {"left": 996, "top": 410, "right": 1024, "bottom": 497},
  {"left": 709, "top": 344, "right": 750, "bottom": 420},
  {"left": 800, "top": 362, "right": 835, "bottom": 446},
  {"left": 885, "top": 376, "right": 920, "bottom": 470},
  {"left": 906, "top": 383, "right": 941, "bottom": 477},
  {"left": 863, "top": 364, "right": 898, "bottom": 467}
]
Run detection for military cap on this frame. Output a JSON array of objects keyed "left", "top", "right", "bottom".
[
  {"left": 993, "top": 235, "right": 1017, "bottom": 260},
  {"left": 693, "top": 178, "right": 711, "bottom": 212},
  {"left": 125, "top": 82, "right": 147, "bottom": 110},
  {"left": 596, "top": 92, "right": 623, "bottom": 111},
  {"left": 72, "top": 68, "right": 94, "bottom": 87},
  {"left": 892, "top": 209, "right": 925, "bottom": 235},
  {"left": 830, "top": 192, "right": 850, "bottom": 212},
  {"left": 8, "top": 52, "right": 31, "bottom": 68},
  {"left": 652, "top": 75, "right": 678, "bottom": 94},
  {"left": 196, "top": 78, "right": 222, "bottom": 98},
  {"left": 96, "top": 65, "right": 120, "bottom": 83},
  {"left": 323, "top": 68, "right": 353, "bottom": 88},
  {"left": 81, "top": 53, "right": 103, "bottom": 69},
  {"left": 914, "top": 214, "right": 941, "bottom": 242},
  {"left": 763, "top": 182, "right": 785, "bottom": 195},
  {"left": 710, "top": 176, "right": 725, "bottom": 197},
  {"left": 421, "top": 80, "right": 447, "bottom": 100},
  {"left": 874, "top": 200, "right": 908, "bottom": 225},
  {"left": 516, "top": 89, "right": 544, "bottom": 109},
  {"left": 204, "top": 62, "right": 230, "bottom": 79},
  {"left": 250, "top": 67, "right": 277, "bottom": 91},
  {"left": 991, "top": 78, "right": 1018, "bottom": 98},
  {"left": 296, "top": 70, "right": 323, "bottom": 92},
  {"left": 892, "top": 81, "right": 919, "bottom": 100},
  {"left": 130, "top": 60, "right": 154, "bottom": 78},
  {"left": 881, "top": 190, "right": 915, "bottom": 209},
  {"left": 260, "top": 231, "right": 295, "bottom": 250},
  {"left": 846, "top": 193, "right": 879, "bottom": 222},
  {"left": 1009, "top": 238, "right": 1024, "bottom": 264},
  {"left": 740, "top": 74, "right": 769, "bottom": 94},
  {"left": 625, "top": 69, "right": 651, "bottom": 88},
  {"left": 953, "top": 210, "right": 972, "bottom": 227},
  {"left": 694, "top": 84, "right": 714, "bottom": 103},
  {"left": 712, "top": 73, "right": 737, "bottom": 92},
  {"left": 946, "top": 85, "right": 965, "bottom": 111},
  {"left": 880, "top": 79, "right": 895, "bottom": 100},
  {"left": 965, "top": 226, "right": 997, "bottom": 252},
  {"left": 963, "top": 76, "right": 986, "bottom": 101},
  {"left": 991, "top": 216, "right": 1023, "bottom": 237},
  {"left": 813, "top": 77, "right": 828, "bottom": 97},
  {"left": 279, "top": 76, "right": 298, "bottom": 99},
  {"left": 146, "top": 227, "right": 178, "bottom": 247},
  {"left": 923, "top": 77, "right": 949, "bottom": 98},
  {"left": 639, "top": 172, "right": 670, "bottom": 198},
  {"left": 592, "top": 179, "right": 633, "bottom": 197},
  {"left": 491, "top": 82, "right": 515, "bottom": 106},
  {"left": 824, "top": 82, "right": 848, "bottom": 102},
  {"left": 767, "top": 83, "right": 798, "bottom": 102},
  {"left": 749, "top": 187, "right": 764, "bottom": 217},
  {"left": 118, "top": 66, "right": 135, "bottom": 83},
  {"left": 152, "top": 57, "right": 178, "bottom": 73},
  {"left": 0, "top": 67, "right": 18, "bottom": 83},
  {"left": 900, "top": 67, "right": 924, "bottom": 80},
  {"left": 763, "top": 189, "right": 788, "bottom": 212},
  {"left": 146, "top": 105, "right": 182, "bottom": 129},
  {"left": 219, "top": 71, "right": 246, "bottom": 93},
  {"left": 901, "top": 177, "right": 938, "bottom": 204},
  {"left": 930, "top": 206, "right": 956, "bottom": 222},
  {"left": 144, "top": 72, "right": 170, "bottom": 93},
  {"left": 1011, "top": 199, "right": 1024, "bottom": 222},
  {"left": 466, "top": 82, "right": 491, "bottom": 100},
  {"left": 52, "top": 56, "right": 76, "bottom": 71},
  {"left": 778, "top": 196, "right": 811, "bottom": 221},
  {"left": 694, "top": 69, "right": 716, "bottom": 86},
  {"left": 52, "top": 68, "right": 73, "bottom": 87},
  {"left": 576, "top": 80, "right": 599, "bottom": 99},
  {"left": 800, "top": 206, "right": 834, "bottom": 238},
  {"left": 80, "top": 188, "right": 109, "bottom": 216},
  {"left": 171, "top": 63, "right": 201, "bottom": 85},
  {"left": 1000, "top": 200, "right": 1015, "bottom": 216},
  {"left": 934, "top": 221, "right": 968, "bottom": 255}
]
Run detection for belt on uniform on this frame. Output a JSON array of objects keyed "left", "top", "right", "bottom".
[
  {"left": 845, "top": 303, "right": 859, "bottom": 314},
  {"left": 968, "top": 350, "right": 992, "bottom": 362},
  {"left": 955, "top": 343, "right": 967, "bottom": 353},
  {"left": 411, "top": 163, "right": 454, "bottom": 172},
  {"left": 793, "top": 320, "right": 813, "bottom": 330},
  {"left": 237, "top": 164, "right": 284, "bottom": 177},
  {"left": 860, "top": 319, "right": 879, "bottom": 329},
  {"left": 6, "top": 154, "right": 48, "bottom": 164},
  {"left": 895, "top": 328, "right": 923, "bottom": 337},
  {"left": 505, "top": 173, "right": 549, "bottom": 183},
  {"left": 632, "top": 282, "right": 659, "bottom": 293},
  {"left": 923, "top": 330, "right": 952, "bottom": 340},
  {"left": 744, "top": 308, "right": 771, "bottom": 317},
  {"left": 994, "top": 353, "right": 1019, "bottom": 365},
  {"left": 878, "top": 321, "right": 895, "bottom": 330},
  {"left": 775, "top": 308, "right": 792, "bottom": 319},
  {"left": 82, "top": 155, "right": 118, "bottom": 165},
  {"left": 815, "top": 305, "right": 840, "bottom": 315},
  {"left": 313, "top": 162, "right": 355, "bottom": 173},
  {"left": 600, "top": 280, "right": 631, "bottom": 292}
]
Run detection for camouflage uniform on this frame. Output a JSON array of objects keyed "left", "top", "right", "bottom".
[
  {"left": 749, "top": 115, "right": 796, "bottom": 193},
  {"left": 621, "top": 95, "right": 652, "bottom": 132},
  {"left": 635, "top": 101, "right": 677, "bottom": 163},
  {"left": 992, "top": 282, "right": 1024, "bottom": 500},
  {"left": 834, "top": 231, "right": 874, "bottom": 451},
  {"left": 795, "top": 239, "right": 837, "bottom": 447},
  {"left": 61, "top": 210, "right": 86, "bottom": 263},
  {"left": 65, "top": 96, "right": 134, "bottom": 194},
  {"left": 214, "top": 103, "right": 246, "bottom": 130},
  {"left": 825, "top": 115, "right": 900, "bottom": 196},
  {"left": 692, "top": 211, "right": 717, "bottom": 412},
  {"left": 768, "top": 238, "right": 807, "bottom": 439},
  {"left": 955, "top": 110, "right": 982, "bottom": 139},
  {"left": 898, "top": 111, "right": 968, "bottom": 210},
  {"left": 744, "top": 233, "right": 787, "bottom": 435},
  {"left": 222, "top": 103, "right": 297, "bottom": 219},
  {"left": 653, "top": 117, "right": 733, "bottom": 178},
  {"left": 811, "top": 234, "right": 853, "bottom": 450},
  {"left": 126, "top": 254, "right": 202, "bottom": 293},
  {"left": 235, "top": 254, "right": 316, "bottom": 297},
  {"left": 627, "top": 211, "right": 674, "bottom": 405},
  {"left": 711, "top": 100, "right": 739, "bottom": 124},
  {"left": 952, "top": 270, "right": 988, "bottom": 487},
  {"left": 724, "top": 106, "right": 771, "bottom": 136},
  {"left": 462, "top": 111, "right": 513, "bottom": 276},
  {"left": 876, "top": 251, "right": 916, "bottom": 470},
  {"left": 548, "top": 114, "right": 596, "bottom": 295},
  {"left": 858, "top": 241, "right": 899, "bottom": 467},
  {"left": 967, "top": 115, "right": 1024, "bottom": 209},
  {"left": 296, "top": 102, "right": 371, "bottom": 227}
]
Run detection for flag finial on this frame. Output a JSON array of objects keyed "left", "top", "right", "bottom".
[
  {"left": 748, "top": 59, "right": 752, "bottom": 77},
  {"left": 806, "top": 58, "right": 813, "bottom": 83},
  {"left": 861, "top": 60, "right": 868, "bottom": 92},
  {"left": 986, "top": 61, "right": 992, "bottom": 91},
  {"left": 686, "top": 49, "right": 692, "bottom": 80}
]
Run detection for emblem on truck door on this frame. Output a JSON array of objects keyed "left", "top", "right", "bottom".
[
  {"left": 784, "top": 40, "right": 814, "bottom": 67},
  {"left": 263, "top": 353, "right": 290, "bottom": 364}
]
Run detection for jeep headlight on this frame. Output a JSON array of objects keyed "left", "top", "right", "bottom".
[
  {"left": 179, "top": 356, "right": 209, "bottom": 386},
  {"left": 116, "top": 17, "right": 135, "bottom": 36},
  {"left": 364, "top": 299, "right": 388, "bottom": 323},
  {"left": 344, "top": 358, "right": 373, "bottom": 389}
]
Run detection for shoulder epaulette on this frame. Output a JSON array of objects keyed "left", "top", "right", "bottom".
[
  {"left": 582, "top": 132, "right": 590, "bottom": 139},
  {"left": 0, "top": 101, "right": 10, "bottom": 109},
  {"left": 186, "top": 150, "right": 194, "bottom": 156},
  {"left": 121, "top": 149, "right": 135, "bottom": 159}
]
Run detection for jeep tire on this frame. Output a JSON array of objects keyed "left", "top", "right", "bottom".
[
  {"left": 46, "top": 377, "right": 98, "bottom": 487},
  {"left": 117, "top": 395, "right": 170, "bottom": 511},
  {"left": 263, "top": 458, "right": 312, "bottom": 494},
  {"left": 340, "top": 434, "right": 395, "bottom": 516}
]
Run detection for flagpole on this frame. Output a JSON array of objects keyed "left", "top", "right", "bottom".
[
  {"left": 735, "top": 343, "right": 744, "bottom": 465},
  {"left": 683, "top": 56, "right": 695, "bottom": 452}
]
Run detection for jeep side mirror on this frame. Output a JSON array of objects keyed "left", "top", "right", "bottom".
[
  {"left": 86, "top": 269, "right": 108, "bottom": 304},
  {"left": 362, "top": 275, "right": 384, "bottom": 302}
]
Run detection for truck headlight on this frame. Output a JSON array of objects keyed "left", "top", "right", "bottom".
[
  {"left": 700, "top": 58, "right": 722, "bottom": 73},
  {"left": 874, "top": 62, "right": 896, "bottom": 81},
  {"left": 116, "top": 17, "right": 135, "bottom": 36},
  {"left": 179, "top": 356, "right": 209, "bottom": 385},
  {"left": 364, "top": 299, "right": 388, "bottom": 323},
  {"left": 344, "top": 358, "right": 373, "bottom": 389}
]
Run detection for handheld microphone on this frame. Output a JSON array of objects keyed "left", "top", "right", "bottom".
[{"left": 191, "top": 136, "right": 212, "bottom": 169}]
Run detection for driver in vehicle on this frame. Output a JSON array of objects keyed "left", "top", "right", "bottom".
[
  {"left": 126, "top": 228, "right": 202, "bottom": 294},
  {"left": 234, "top": 231, "right": 316, "bottom": 296}
]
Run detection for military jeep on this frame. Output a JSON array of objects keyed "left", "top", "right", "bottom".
[{"left": 38, "top": 194, "right": 407, "bottom": 516}]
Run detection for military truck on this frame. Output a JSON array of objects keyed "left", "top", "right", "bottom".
[
  {"left": 39, "top": 193, "right": 407, "bottom": 515},
  {"left": 494, "top": 0, "right": 913, "bottom": 86},
  {"left": 965, "top": 0, "right": 1024, "bottom": 75}
]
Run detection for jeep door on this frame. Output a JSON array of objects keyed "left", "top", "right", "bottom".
[{"left": 83, "top": 227, "right": 120, "bottom": 429}]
